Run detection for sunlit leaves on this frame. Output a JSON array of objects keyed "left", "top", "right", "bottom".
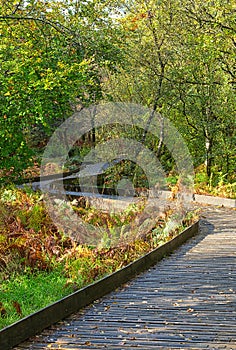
[
  {"left": 0, "top": 0, "right": 121, "bottom": 181},
  {"left": 103, "top": 0, "right": 236, "bottom": 181}
]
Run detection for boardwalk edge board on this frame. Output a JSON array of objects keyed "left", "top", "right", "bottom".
[
  {"left": 15, "top": 172, "right": 236, "bottom": 208},
  {"left": 0, "top": 221, "right": 199, "bottom": 350},
  {"left": 15, "top": 166, "right": 82, "bottom": 185}
]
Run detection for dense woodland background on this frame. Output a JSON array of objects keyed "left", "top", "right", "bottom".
[
  {"left": 0, "top": 0, "right": 235, "bottom": 193},
  {"left": 0, "top": 0, "right": 235, "bottom": 328}
]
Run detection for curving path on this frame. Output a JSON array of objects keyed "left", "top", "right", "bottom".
[{"left": 15, "top": 206, "right": 236, "bottom": 349}]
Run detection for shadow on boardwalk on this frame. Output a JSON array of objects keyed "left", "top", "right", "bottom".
[{"left": 15, "top": 207, "right": 236, "bottom": 350}]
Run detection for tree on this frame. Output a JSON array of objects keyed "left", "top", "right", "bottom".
[
  {"left": 171, "top": 0, "right": 236, "bottom": 179},
  {"left": 0, "top": 0, "right": 122, "bottom": 181},
  {"left": 103, "top": 0, "right": 236, "bottom": 181}
]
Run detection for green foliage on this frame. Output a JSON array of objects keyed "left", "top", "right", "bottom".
[
  {"left": 17, "top": 204, "right": 47, "bottom": 233},
  {"left": 0, "top": 187, "right": 18, "bottom": 203},
  {"left": 0, "top": 0, "right": 122, "bottom": 182},
  {"left": 1, "top": 0, "right": 235, "bottom": 333},
  {"left": 195, "top": 167, "right": 236, "bottom": 198},
  {"left": 103, "top": 0, "right": 236, "bottom": 184},
  {"left": 0, "top": 0, "right": 234, "bottom": 190},
  {"left": 0, "top": 267, "right": 73, "bottom": 329},
  {"left": 166, "top": 175, "right": 179, "bottom": 186}
]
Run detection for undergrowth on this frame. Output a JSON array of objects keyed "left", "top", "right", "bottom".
[
  {"left": 194, "top": 167, "right": 236, "bottom": 199},
  {"left": 0, "top": 186, "right": 199, "bottom": 329}
]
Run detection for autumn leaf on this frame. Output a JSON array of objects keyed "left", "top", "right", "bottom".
[
  {"left": 0, "top": 302, "right": 7, "bottom": 317},
  {"left": 12, "top": 301, "right": 22, "bottom": 316}
]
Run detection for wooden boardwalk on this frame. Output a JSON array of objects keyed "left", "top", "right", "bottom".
[{"left": 15, "top": 207, "right": 236, "bottom": 349}]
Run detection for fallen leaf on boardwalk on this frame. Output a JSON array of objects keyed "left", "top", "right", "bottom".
[
  {"left": 173, "top": 302, "right": 180, "bottom": 307},
  {"left": 119, "top": 340, "right": 127, "bottom": 345},
  {"left": 187, "top": 308, "right": 194, "bottom": 313},
  {"left": 119, "top": 328, "right": 129, "bottom": 334}
]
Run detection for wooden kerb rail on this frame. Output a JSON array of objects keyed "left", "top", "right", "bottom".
[{"left": 0, "top": 221, "right": 199, "bottom": 350}]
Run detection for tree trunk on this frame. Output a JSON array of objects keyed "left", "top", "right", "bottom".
[{"left": 205, "top": 137, "right": 213, "bottom": 178}]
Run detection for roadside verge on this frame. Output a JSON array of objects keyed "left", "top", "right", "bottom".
[{"left": 0, "top": 221, "right": 199, "bottom": 350}]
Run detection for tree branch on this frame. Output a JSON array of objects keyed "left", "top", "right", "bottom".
[{"left": 0, "top": 15, "right": 73, "bottom": 36}]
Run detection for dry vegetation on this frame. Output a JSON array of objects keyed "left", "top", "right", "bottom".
[{"left": 0, "top": 186, "right": 198, "bottom": 328}]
